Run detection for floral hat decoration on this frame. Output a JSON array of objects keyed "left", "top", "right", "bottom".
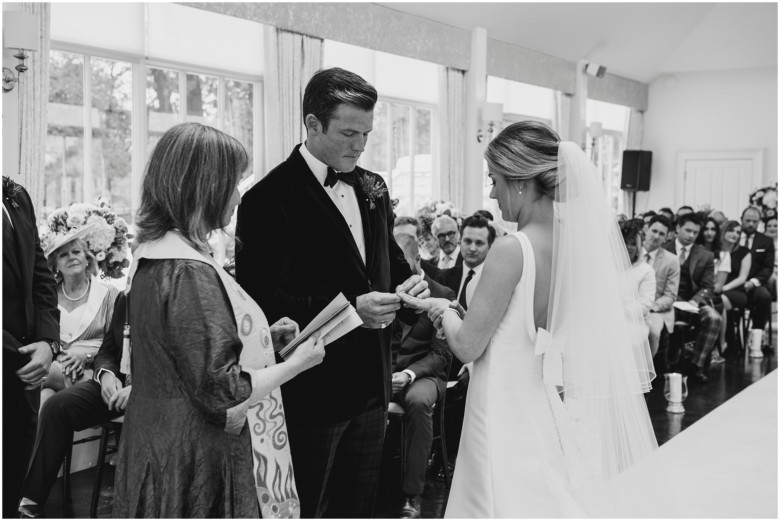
[
  {"left": 40, "top": 197, "right": 130, "bottom": 279},
  {"left": 748, "top": 182, "right": 778, "bottom": 218},
  {"left": 415, "top": 200, "right": 464, "bottom": 233}
]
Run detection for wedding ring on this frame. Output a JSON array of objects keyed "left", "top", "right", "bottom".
[
  {"left": 380, "top": 322, "right": 387, "bottom": 329},
  {"left": 42, "top": 376, "right": 47, "bottom": 381}
]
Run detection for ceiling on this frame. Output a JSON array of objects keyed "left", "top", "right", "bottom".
[{"left": 376, "top": 2, "right": 778, "bottom": 84}]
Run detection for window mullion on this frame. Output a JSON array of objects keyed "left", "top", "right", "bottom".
[
  {"left": 83, "top": 54, "right": 93, "bottom": 204},
  {"left": 385, "top": 103, "right": 393, "bottom": 195},
  {"left": 179, "top": 70, "right": 186, "bottom": 122},
  {"left": 217, "top": 76, "right": 225, "bottom": 131},
  {"left": 131, "top": 60, "right": 147, "bottom": 222},
  {"left": 409, "top": 106, "right": 416, "bottom": 213}
]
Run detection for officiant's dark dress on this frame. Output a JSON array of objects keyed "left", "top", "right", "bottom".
[
  {"left": 113, "top": 260, "right": 258, "bottom": 518},
  {"left": 236, "top": 145, "right": 414, "bottom": 517}
]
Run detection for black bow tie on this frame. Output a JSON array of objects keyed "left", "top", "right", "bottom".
[{"left": 324, "top": 167, "right": 357, "bottom": 188}]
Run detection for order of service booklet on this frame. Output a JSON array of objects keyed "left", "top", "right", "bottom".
[{"left": 277, "top": 293, "right": 363, "bottom": 360}]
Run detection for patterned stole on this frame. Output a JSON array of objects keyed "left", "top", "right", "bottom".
[{"left": 126, "top": 231, "right": 300, "bottom": 518}]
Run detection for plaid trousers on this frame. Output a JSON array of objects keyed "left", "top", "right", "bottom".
[
  {"left": 285, "top": 404, "right": 387, "bottom": 518},
  {"left": 677, "top": 304, "right": 722, "bottom": 368}
]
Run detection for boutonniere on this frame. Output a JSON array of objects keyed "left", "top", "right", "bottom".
[
  {"left": 358, "top": 174, "right": 388, "bottom": 210},
  {"left": 2, "top": 176, "right": 23, "bottom": 208}
]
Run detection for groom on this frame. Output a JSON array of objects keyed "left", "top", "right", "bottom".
[{"left": 236, "top": 67, "right": 429, "bottom": 518}]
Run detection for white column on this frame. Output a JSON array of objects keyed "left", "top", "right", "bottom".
[
  {"left": 463, "top": 27, "right": 487, "bottom": 215},
  {"left": 568, "top": 59, "right": 588, "bottom": 150}
]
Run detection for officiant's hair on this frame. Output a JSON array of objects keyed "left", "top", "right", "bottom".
[
  {"left": 485, "top": 121, "right": 561, "bottom": 199},
  {"left": 136, "top": 122, "right": 248, "bottom": 253},
  {"left": 303, "top": 67, "right": 377, "bottom": 132}
]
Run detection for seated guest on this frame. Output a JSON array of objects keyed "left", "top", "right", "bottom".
[
  {"left": 18, "top": 295, "right": 129, "bottom": 518},
  {"left": 415, "top": 213, "right": 440, "bottom": 262},
  {"left": 431, "top": 215, "right": 463, "bottom": 270},
  {"left": 390, "top": 234, "right": 453, "bottom": 519},
  {"left": 708, "top": 209, "right": 728, "bottom": 227},
  {"left": 434, "top": 214, "right": 495, "bottom": 454},
  {"left": 739, "top": 206, "right": 775, "bottom": 358},
  {"left": 113, "top": 123, "right": 326, "bottom": 517},
  {"left": 472, "top": 209, "right": 493, "bottom": 221},
  {"left": 620, "top": 220, "right": 655, "bottom": 334},
  {"left": 658, "top": 207, "right": 675, "bottom": 222},
  {"left": 42, "top": 234, "right": 119, "bottom": 406},
  {"left": 697, "top": 216, "right": 722, "bottom": 254},
  {"left": 473, "top": 209, "right": 506, "bottom": 239},
  {"left": 394, "top": 216, "right": 439, "bottom": 279},
  {"left": 763, "top": 215, "right": 777, "bottom": 297},
  {"left": 718, "top": 220, "right": 752, "bottom": 355},
  {"left": 664, "top": 213, "right": 721, "bottom": 383},
  {"left": 676, "top": 205, "right": 694, "bottom": 219},
  {"left": 643, "top": 215, "right": 680, "bottom": 358},
  {"left": 642, "top": 211, "right": 657, "bottom": 232}
]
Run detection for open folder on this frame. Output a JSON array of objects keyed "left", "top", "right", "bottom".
[{"left": 277, "top": 293, "right": 363, "bottom": 360}]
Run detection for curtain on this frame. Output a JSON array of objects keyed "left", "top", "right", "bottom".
[
  {"left": 437, "top": 66, "right": 466, "bottom": 208},
  {"left": 624, "top": 109, "right": 645, "bottom": 216},
  {"left": 263, "top": 28, "right": 323, "bottom": 172},
  {"left": 11, "top": 3, "right": 50, "bottom": 212}
]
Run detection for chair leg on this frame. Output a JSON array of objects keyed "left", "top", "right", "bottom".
[
  {"left": 438, "top": 398, "right": 451, "bottom": 490},
  {"left": 62, "top": 439, "right": 73, "bottom": 513},
  {"left": 90, "top": 427, "right": 110, "bottom": 518}
]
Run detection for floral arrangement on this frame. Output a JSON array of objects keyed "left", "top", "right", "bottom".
[
  {"left": 359, "top": 174, "right": 388, "bottom": 210},
  {"left": 415, "top": 200, "right": 464, "bottom": 232},
  {"left": 2, "top": 175, "right": 23, "bottom": 208},
  {"left": 40, "top": 197, "right": 130, "bottom": 279},
  {"left": 748, "top": 182, "right": 778, "bottom": 220}
]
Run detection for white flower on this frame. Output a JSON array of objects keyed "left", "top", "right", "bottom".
[
  {"left": 84, "top": 215, "right": 115, "bottom": 253},
  {"left": 762, "top": 190, "right": 777, "bottom": 209},
  {"left": 95, "top": 251, "right": 106, "bottom": 261}
]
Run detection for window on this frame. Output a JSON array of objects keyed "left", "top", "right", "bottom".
[
  {"left": 46, "top": 4, "right": 264, "bottom": 225},
  {"left": 45, "top": 49, "right": 259, "bottom": 224},
  {"left": 363, "top": 100, "right": 434, "bottom": 217},
  {"left": 586, "top": 100, "right": 631, "bottom": 214}
]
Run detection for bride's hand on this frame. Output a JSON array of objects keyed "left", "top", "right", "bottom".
[
  {"left": 270, "top": 317, "right": 299, "bottom": 350},
  {"left": 426, "top": 298, "right": 455, "bottom": 326}
]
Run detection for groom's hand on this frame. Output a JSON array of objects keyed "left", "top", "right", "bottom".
[
  {"left": 396, "top": 274, "right": 430, "bottom": 300},
  {"left": 357, "top": 292, "right": 401, "bottom": 329}
]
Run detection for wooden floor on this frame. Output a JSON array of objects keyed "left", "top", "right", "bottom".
[{"left": 44, "top": 343, "right": 777, "bottom": 518}]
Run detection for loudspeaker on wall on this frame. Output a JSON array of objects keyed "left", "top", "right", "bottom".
[{"left": 621, "top": 150, "right": 652, "bottom": 191}]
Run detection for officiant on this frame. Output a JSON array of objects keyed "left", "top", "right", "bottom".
[{"left": 236, "top": 67, "right": 429, "bottom": 518}]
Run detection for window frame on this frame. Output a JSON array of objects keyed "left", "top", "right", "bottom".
[
  {"left": 48, "top": 40, "right": 263, "bottom": 222},
  {"left": 362, "top": 94, "right": 438, "bottom": 217}
]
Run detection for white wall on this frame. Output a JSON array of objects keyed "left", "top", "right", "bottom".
[{"left": 640, "top": 67, "right": 777, "bottom": 213}]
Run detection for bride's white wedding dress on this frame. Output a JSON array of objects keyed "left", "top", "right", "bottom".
[{"left": 446, "top": 231, "right": 586, "bottom": 518}]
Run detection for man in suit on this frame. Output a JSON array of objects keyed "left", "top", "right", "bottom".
[
  {"left": 431, "top": 215, "right": 463, "bottom": 270},
  {"left": 390, "top": 234, "right": 453, "bottom": 519},
  {"left": 739, "top": 206, "right": 775, "bottom": 358},
  {"left": 434, "top": 214, "right": 495, "bottom": 460},
  {"left": 236, "top": 68, "right": 429, "bottom": 518},
  {"left": 18, "top": 295, "right": 129, "bottom": 517},
  {"left": 2, "top": 178, "right": 60, "bottom": 517},
  {"left": 643, "top": 215, "right": 680, "bottom": 363},
  {"left": 663, "top": 212, "right": 721, "bottom": 383}
]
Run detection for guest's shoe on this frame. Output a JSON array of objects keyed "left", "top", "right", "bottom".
[
  {"left": 690, "top": 368, "right": 709, "bottom": 384},
  {"left": 17, "top": 505, "right": 42, "bottom": 518},
  {"left": 399, "top": 495, "right": 421, "bottom": 519}
]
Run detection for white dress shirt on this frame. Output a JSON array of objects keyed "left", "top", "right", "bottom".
[
  {"left": 300, "top": 142, "right": 366, "bottom": 263},
  {"left": 458, "top": 261, "right": 485, "bottom": 308},
  {"left": 438, "top": 245, "right": 461, "bottom": 269}
]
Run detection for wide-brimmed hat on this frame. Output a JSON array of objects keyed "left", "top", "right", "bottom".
[{"left": 42, "top": 222, "right": 99, "bottom": 258}]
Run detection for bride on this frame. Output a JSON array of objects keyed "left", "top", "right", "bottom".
[{"left": 401, "top": 121, "right": 658, "bottom": 517}]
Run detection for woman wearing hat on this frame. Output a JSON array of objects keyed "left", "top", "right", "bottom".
[{"left": 41, "top": 224, "right": 119, "bottom": 406}]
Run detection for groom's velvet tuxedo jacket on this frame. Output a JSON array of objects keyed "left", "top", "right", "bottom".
[{"left": 236, "top": 145, "right": 414, "bottom": 422}]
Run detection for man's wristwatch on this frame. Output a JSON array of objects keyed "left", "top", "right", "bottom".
[{"left": 48, "top": 340, "right": 63, "bottom": 358}]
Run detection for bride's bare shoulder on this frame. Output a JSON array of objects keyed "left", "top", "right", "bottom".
[{"left": 483, "top": 234, "right": 525, "bottom": 279}]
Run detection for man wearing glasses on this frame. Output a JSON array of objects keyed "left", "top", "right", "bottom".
[{"left": 431, "top": 215, "right": 463, "bottom": 269}]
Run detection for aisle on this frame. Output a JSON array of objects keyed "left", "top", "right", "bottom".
[{"left": 596, "top": 370, "right": 777, "bottom": 518}]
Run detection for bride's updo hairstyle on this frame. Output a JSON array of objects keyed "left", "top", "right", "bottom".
[{"left": 485, "top": 121, "right": 561, "bottom": 199}]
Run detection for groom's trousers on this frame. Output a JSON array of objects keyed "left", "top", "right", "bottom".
[{"left": 285, "top": 402, "right": 387, "bottom": 518}]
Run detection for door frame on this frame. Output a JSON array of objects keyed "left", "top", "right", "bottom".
[{"left": 675, "top": 150, "right": 764, "bottom": 210}]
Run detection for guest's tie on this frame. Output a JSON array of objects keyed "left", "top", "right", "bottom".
[
  {"left": 678, "top": 246, "right": 687, "bottom": 265},
  {"left": 645, "top": 252, "right": 651, "bottom": 264},
  {"left": 740, "top": 232, "right": 754, "bottom": 250},
  {"left": 458, "top": 269, "right": 475, "bottom": 311}
]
